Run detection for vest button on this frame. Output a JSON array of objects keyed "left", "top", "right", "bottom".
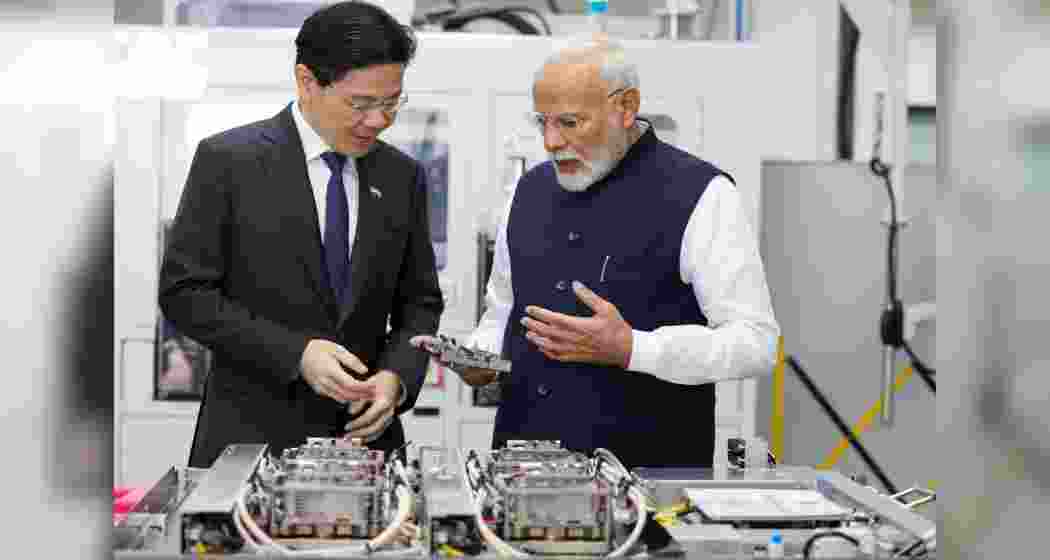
[
  {"left": 568, "top": 231, "right": 582, "bottom": 243},
  {"left": 555, "top": 280, "right": 568, "bottom": 291},
  {"left": 536, "top": 384, "right": 551, "bottom": 397}
]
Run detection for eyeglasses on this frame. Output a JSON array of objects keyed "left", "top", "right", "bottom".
[
  {"left": 529, "top": 87, "right": 631, "bottom": 135},
  {"left": 345, "top": 94, "right": 409, "bottom": 115}
]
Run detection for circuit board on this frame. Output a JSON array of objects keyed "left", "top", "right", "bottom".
[{"left": 421, "top": 335, "right": 512, "bottom": 373}]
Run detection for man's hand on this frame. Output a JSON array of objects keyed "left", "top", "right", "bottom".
[
  {"left": 300, "top": 339, "right": 375, "bottom": 403},
  {"left": 345, "top": 370, "right": 401, "bottom": 442},
  {"left": 409, "top": 335, "right": 499, "bottom": 387},
  {"left": 522, "top": 281, "right": 633, "bottom": 368}
]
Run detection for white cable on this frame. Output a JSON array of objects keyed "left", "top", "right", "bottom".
[
  {"left": 475, "top": 496, "right": 530, "bottom": 558},
  {"left": 367, "top": 485, "right": 415, "bottom": 551},
  {"left": 392, "top": 455, "right": 411, "bottom": 486},
  {"left": 236, "top": 486, "right": 285, "bottom": 555},
  {"left": 461, "top": 451, "right": 530, "bottom": 558},
  {"left": 595, "top": 448, "right": 629, "bottom": 477},
  {"left": 231, "top": 497, "right": 262, "bottom": 553},
  {"left": 594, "top": 448, "right": 650, "bottom": 559},
  {"left": 606, "top": 488, "right": 647, "bottom": 558}
]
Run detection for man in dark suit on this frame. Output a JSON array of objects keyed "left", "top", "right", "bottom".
[{"left": 159, "top": 1, "right": 444, "bottom": 469}]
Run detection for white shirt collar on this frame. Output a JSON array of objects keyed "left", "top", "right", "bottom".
[{"left": 291, "top": 99, "right": 336, "bottom": 163}]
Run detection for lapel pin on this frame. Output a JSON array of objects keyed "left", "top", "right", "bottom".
[{"left": 369, "top": 186, "right": 383, "bottom": 199}]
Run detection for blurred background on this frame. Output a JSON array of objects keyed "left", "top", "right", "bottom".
[{"left": 937, "top": 1, "right": 1050, "bottom": 558}]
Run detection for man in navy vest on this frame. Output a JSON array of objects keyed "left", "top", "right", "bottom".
[{"left": 415, "top": 36, "right": 779, "bottom": 469}]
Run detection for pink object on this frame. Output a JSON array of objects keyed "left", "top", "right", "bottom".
[{"left": 113, "top": 486, "right": 150, "bottom": 524}]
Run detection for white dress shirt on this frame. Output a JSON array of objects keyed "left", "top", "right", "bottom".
[
  {"left": 292, "top": 101, "right": 408, "bottom": 407},
  {"left": 291, "top": 100, "right": 359, "bottom": 255},
  {"left": 469, "top": 157, "right": 781, "bottom": 385}
]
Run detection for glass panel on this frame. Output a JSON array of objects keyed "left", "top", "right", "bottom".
[
  {"left": 1016, "top": 116, "right": 1050, "bottom": 196},
  {"left": 908, "top": 106, "right": 936, "bottom": 166},
  {"left": 385, "top": 107, "right": 451, "bottom": 271}
]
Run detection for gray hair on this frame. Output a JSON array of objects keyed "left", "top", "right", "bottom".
[{"left": 533, "top": 35, "right": 640, "bottom": 93}]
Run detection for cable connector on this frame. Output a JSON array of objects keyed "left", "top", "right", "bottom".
[{"left": 880, "top": 300, "right": 905, "bottom": 348}]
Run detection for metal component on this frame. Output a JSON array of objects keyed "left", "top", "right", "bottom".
[
  {"left": 890, "top": 487, "right": 937, "bottom": 510},
  {"left": 485, "top": 441, "right": 613, "bottom": 554},
  {"left": 180, "top": 444, "right": 267, "bottom": 515},
  {"left": 815, "top": 470, "right": 935, "bottom": 540},
  {"left": 494, "top": 440, "right": 571, "bottom": 463},
  {"left": 632, "top": 466, "right": 807, "bottom": 510},
  {"left": 264, "top": 437, "right": 386, "bottom": 541},
  {"left": 422, "top": 334, "right": 512, "bottom": 373},
  {"left": 115, "top": 466, "right": 209, "bottom": 554},
  {"left": 881, "top": 341, "right": 896, "bottom": 426},
  {"left": 179, "top": 444, "right": 268, "bottom": 553},
  {"left": 420, "top": 447, "right": 483, "bottom": 555}
]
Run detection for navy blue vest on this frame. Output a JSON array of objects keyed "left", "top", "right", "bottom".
[{"left": 495, "top": 125, "right": 732, "bottom": 468}]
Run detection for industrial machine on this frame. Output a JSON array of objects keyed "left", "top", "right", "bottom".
[
  {"left": 114, "top": 438, "right": 936, "bottom": 558},
  {"left": 114, "top": 439, "right": 648, "bottom": 558},
  {"left": 461, "top": 441, "right": 630, "bottom": 556}
]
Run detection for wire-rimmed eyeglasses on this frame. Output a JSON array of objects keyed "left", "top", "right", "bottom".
[
  {"left": 529, "top": 87, "right": 631, "bottom": 134},
  {"left": 346, "top": 94, "right": 409, "bottom": 115}
]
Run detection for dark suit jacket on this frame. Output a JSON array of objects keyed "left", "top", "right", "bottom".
[{"left": 159, "top": 104, "right": 444, "bottom": 468}]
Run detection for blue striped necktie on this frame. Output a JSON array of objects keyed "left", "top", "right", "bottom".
[{"left": 321, "top": 151, "right": 350, "bottom": 307}]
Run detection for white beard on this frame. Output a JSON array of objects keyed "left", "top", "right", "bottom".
[{"left": 550, "top": 133, "right": 628, "bottom": 192}]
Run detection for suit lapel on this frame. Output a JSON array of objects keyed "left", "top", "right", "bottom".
[
  {"left": 260, "top": 105, "right": 336, "bottom": 316},
  {"left": 337, "top": 151, "right": 382, "bottom": 327}
]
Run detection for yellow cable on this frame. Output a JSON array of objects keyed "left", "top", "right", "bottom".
[
  {"left": 771, "top": 336, "right": 786, "bottom": 460},
  {"left": 439, "top": 544, "right": 465, "bottom": 557},
  {"left": 816, "top": 365, "right": 915, "bottom": 469},
  {"left": 654, "top": 502, "right": 690, "bottom": 526}
]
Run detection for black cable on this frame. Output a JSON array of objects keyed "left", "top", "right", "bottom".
[
  {"left": 870, "top": 158, "right": 898, "bottom": 304},
  {"left": 871, "top": 158, "right": 937, "bottom": 394},
  {"left": 786, "top": 355, "right": 899, "bottom": 494},
  {"left": 503, "top": 7, "right": 553, "bottom": 35},
  {"left": 903, "top": 340, "right": 936, "bottom": 378},
  {"left": 802, "top": 530, "right": 860, "bottom": 560},
  {"left": 442, "top": 6, "right": 552, "bottom": 35},
  {"left": 903, "top": 341, "right": 936, "bottom": 391},
  {"left": 545, "top": 0, "right": 562, "bottom": 14}
]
